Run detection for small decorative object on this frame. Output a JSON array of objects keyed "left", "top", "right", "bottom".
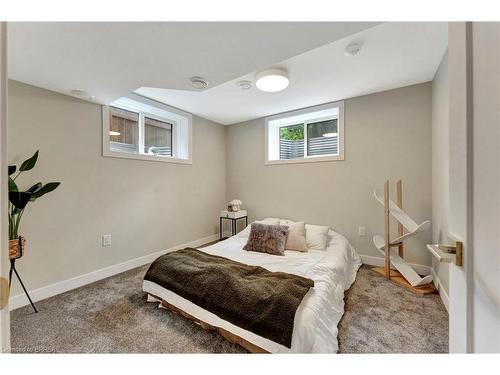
[
  {"left": 229, "top": 199, "right": 243, "bottom": 212},
  {"left": 8, "top": 150, "right": 61, "bottom": 312}
]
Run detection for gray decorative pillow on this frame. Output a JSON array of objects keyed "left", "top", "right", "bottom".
[{"left": 243, "top": 223, "right": 289, "bottom": 256}]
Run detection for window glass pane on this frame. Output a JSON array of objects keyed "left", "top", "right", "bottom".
[
  {"left": 109, "top": 107, "right": 139, "bottom": 154},
  {"left": 279, "top": 124, "right": 304, "bottom": 159},
  {"left": 307, "top": 119, "right": 338, "bottom": 156},
  {"left": 144, "top": 117, "right": 173, "bottom": 157}
]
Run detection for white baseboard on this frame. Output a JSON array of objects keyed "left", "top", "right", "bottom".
[
  {"left": 359, "top": 254, "right": 432, "bottom": 276},
  {"left": 9, "top": 234, "right": 219, "bottom": 311},
  {"left": 431, "top": 268, "right": 450, "bottom": 312}
]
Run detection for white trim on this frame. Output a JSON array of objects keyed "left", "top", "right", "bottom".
[
  {"left": 265, "top": 100, "right": 345, "bottom": 165},
  {"left": 359, "top": 254, "right": 431, "bottom": 276},
  {"left": 8, "top": 234, "right": 218, "bottom": 311},
  {"left": 431, "top": 268, "right": 450, "bottom": 312}
]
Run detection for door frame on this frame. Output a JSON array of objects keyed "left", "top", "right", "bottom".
[
  {"left": 0, "top": 21, "right": 10, "bottom": 353},
  {"left": 448, "top": 21, "right": 474, "bottom": 353}
]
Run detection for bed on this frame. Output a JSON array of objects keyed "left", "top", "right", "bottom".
[{"left": 143, "top": 223, "right": 361, "bottom": 353}]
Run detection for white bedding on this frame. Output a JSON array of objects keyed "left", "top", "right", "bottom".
[{"left": 143, "top": 229, "right": 361, "bottom": 353}]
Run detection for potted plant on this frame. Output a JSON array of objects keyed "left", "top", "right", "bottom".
[{"left": 8, "top": 150, "right": 60, "bottom": 259}]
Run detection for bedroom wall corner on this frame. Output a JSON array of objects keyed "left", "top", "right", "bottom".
[
  {"left": 7, "top": 80, "right": 227, "bottom": 302},
  {"left": 225, "top": 83, "right": 433, "bottom": 268},
  {"left": 431, "top": 50, "right": 450, "bottom": 296}
]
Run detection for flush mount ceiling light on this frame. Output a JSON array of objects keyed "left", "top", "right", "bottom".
[
  {"left": 237, "top": 80, "right": 252, "bottom": 90},
  {"left": 69, "top": 89, "right": 94, "bottom": 100},
  {"left": 344, "top": 41, "right": 363, "bottom": 56},
  {"left": 189, "top": 76, "right": 209, "bottom": 90},
  {"left": 255, "top": 69, "right": 289, "bottom": 92}
]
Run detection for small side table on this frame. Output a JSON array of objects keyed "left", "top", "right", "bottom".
[{"left": 220, "top": 210, "right": 248, "bottom": 240}]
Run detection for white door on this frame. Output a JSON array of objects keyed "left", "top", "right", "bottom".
[
  {"left": 469, "top": 22, "right": 500, "bottom": 353},
  {"left": 447, "top": 22, "right": 472, "bottom": 353},
  {"left": 0, "top": 21, "right": 10, "bottom": 353},
  {"left": 448, "top": 21, "right": 500, "bottom": 353}
]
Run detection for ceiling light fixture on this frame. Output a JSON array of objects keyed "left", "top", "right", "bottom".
[
  {"left": 109, "top": 131, "right": 121, "bottom": 136},
  {"left": 189, "top": 76, "right": 209, "bottom": 90},
  {"left": 237, "top": 80, "right": 252, "bottom": 90},
  {"left": 255, "top": 69, "right": 289, "bottom": 92},
  {"left": 344, "top": 41, "right": 363, "bottom": 56}
]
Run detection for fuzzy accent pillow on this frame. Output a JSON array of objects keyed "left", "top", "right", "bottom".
[
  {"left": 243, "top": 223, "right": 289, "bottom": 256},
  {"left": 280, "top": 220, "right": 307, "bottom": 252},
  {"left": 238, "top": 218, "right": 280, "bottom": 237}
]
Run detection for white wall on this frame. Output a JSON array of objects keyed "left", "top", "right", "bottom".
[
  {"left": 431, "top": 51, "right": 450, "bottom": 295},
  {"left": 7, "top": 80, "right": 226, "bottom": 298},
  {"left": 226, "top": 83, "right": 433, "bottom": 267}
]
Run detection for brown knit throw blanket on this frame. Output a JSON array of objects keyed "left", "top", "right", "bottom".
[{"left": 144, "top": 248, "right": 314, "bottom": 348}]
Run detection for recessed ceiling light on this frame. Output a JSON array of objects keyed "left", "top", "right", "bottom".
[
  {"left": 189, "top": 76, "right": 209, "bottom": 90},
  {"left": 109, "top": 131, "right": 121, "bottom": 136},
  {"left": 69, "top": 89, "right": 94, "bottom": 100},
  {"left": 255, "top": 69, "right": 289, "bottom": 92},
  {"left": 237, "top": 80, "right": 252, "bottom": 90},
  {"left": 345, "top": 41, "right": 363, "bottom": 56}
]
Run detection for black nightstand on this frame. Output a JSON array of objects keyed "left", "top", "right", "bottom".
[{"left": 219, "top": 211, "right": 248, "bottom": 240}]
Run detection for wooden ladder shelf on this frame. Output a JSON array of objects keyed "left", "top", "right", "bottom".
[{"left": 372, "top": 180, "right": 436, "bottom": 295}]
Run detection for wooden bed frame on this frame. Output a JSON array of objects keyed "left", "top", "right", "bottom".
[{"left": 157, "top": 297, "right": 269, "bottom": 353}]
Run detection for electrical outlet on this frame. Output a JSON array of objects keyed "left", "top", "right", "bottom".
[
  {"left": 358, "top": 226, "right": 366, "bottom": 237},
  {"left": 102, "top": 234, "right": 112, "bottom": 247}
]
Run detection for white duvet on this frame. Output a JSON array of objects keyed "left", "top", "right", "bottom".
[{"left": 143, "top": 229, "right": 361, "bottom": 353}]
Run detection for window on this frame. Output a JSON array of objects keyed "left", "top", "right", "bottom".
[
  {"left": 279, "top": 124, "right": 304, "bottom": 159},
  {"left": 144, "top": 117, "right": 172, "bottom": 157},
  {"left": 109, "top": 107, "right": 139, "bottom": 154},
  {"left": 102, "top": 94, "right": 192, "bottom": 164},
  {"left": 266, "top": 101, "right": 344, "bottom": 164}
]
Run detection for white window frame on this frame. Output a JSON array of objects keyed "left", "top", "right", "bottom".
[
  {"left": 265, "top": 101, "right": 344, "bottom": 165},
  {"left": 102, "top": 94, "right": 192, "bottom": 164}
]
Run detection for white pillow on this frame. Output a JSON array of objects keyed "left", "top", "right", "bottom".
[
  {"left": 238, "top": 218, "right": 280, "bottom": 237},
  {"left": 305, "top": 224, "right": 330, "bottom": 251},
  {"left": 279, "top": 220, "right": 307, "bottom": 252}
]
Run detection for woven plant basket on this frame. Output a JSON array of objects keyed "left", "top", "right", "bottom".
[{"left": 9, "top": 237, "right": 25, "bottom": 260}]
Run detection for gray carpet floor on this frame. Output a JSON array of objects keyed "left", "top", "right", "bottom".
[{"left": 10, "top": 265, "right": 448, "bottom": 353}]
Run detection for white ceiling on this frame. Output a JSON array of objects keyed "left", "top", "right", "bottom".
[
  {"left": 8, "top": 22, "right": 447, "bottom": 125},
  {"left": 7, "top": 22, "right": 378, "bottom": 102}
]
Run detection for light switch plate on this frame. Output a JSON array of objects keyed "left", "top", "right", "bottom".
[
  {"left": 102, "top": 234, "right": 112, "bottom": 247},
  {"left": 358, "top": 226, "right": 366, "bottom": 237}
]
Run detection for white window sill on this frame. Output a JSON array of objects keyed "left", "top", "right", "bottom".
[
  {"left": 265, "top": 154, "right": 344, "bottom": 165},
  {"left": 103, "top": 150, "right": 192, "bottom": 164}
]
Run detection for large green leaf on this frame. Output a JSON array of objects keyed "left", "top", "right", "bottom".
[
  {"left": 9, "top": 191, "right": 31, "bottom": 210},
  {"left": 19, "top": 150, "right": 39, "bottom": 172},
  {"left": 8, "top": 165, "right": 16, "bottom": 176},
  {"left": 27, "top": 182, "right": 42, "bottom": 193},
  {"left": 31, "top": 182, "right": 60, "bottom": 199},
  {"left": 8, "top": 177, "right": 18, "bottom": 192}
]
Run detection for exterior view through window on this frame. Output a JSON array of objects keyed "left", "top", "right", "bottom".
[{"left": 279, "top": 118, "right": 338, "bottom": 160}]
